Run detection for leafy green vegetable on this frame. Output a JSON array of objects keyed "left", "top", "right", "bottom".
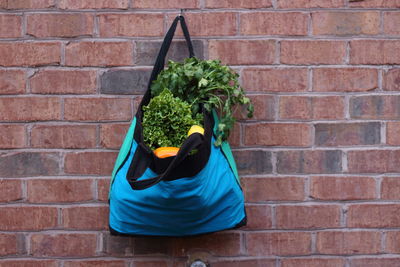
[
  {"left": 142, "top": 88, "right": 202, "bottom": 150},
  {"left": 151, "top": 57, "right": 253, "bottom": 146}
]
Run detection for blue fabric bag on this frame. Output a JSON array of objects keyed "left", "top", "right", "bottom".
[{"left": 108, "top": 15, "right": 246, "bottom": 237}]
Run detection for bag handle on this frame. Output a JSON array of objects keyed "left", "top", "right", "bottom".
[{"left": 127, "top": 133, "right": 204, "bottom": 190}]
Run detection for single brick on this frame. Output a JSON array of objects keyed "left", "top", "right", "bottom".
[
  {"left": 0, "top": 207, "right": 57, "bottom": 230},
  {"left": 59, "top": 0, "right": 128, "bottom": 9},
  {"left": 135, "top": 40, "right": 204, "bottom": 65},
  {"left": 0, "top": 179, "right": 22, "bottom": 202},
  {"left": 277, "top": 150, "right": 342, "bottom": 174},
  {"left": 31, "top": 233, "right": 97, "bottom": 257},
  {"left": 31, "top": 70, "right": 97, "bottom": 94},
  {"left": 242, "top": 68, "right": 308, "bottom": 92},
  {"left": 132, "top": 262, "right": 169, "bottom": 267},
  {"left": 62, "top": 206, "right": 108, "bottom": 230},
  {"left": 281, "top": 41, "right": 346, "bottom": 65},
  {"left": 0, "top": 152, "right": 60, "bottom": 177},
  {"left": 243, "top": 205, "right": 273, "bottom": 230},
  {"left": 0, "top": 69, "right": 25, "bottom": 95},
  {"left": 0, "top": 233, "right": 18, "bottom": 256},
  {"left": 315, "top": 122, "right": 381, "bottom": 146},
  {"left": 278, "top": 0, "right": 344, "bottom": 8},
  {"left": 244, "top": 123, "right": 311, "bottom": 147},
  {"left": 97, "top": 179, "right": 110, "bottom": 201},
  {"left": 0, "top": 42, "right": 60, "bottom": 66},
  {"left": 350, "top": 40, "right": 400, "bottom": 64},
  {"left": 311, "top": 176, "right": 376, "bottom": 200},
  {"left": 27, "top": 179, "right": 94, "bottom": 203},
  {"left": 281, "top": 258, "right": 345, "bottom": 267},
  {"left": 384, "top": 12, "right": 400, "bottom": 35},
  {"left": 236, "top": 94, "right": 275, "bottom": 121},
  {"left": 381, "top": 177, "right": 400, "bottom": 200},
  {"left": 313, "top": 68, "right": 378, "bottom": 92},
  {"left": 347, "top": 204, "right": 400, "bottom": 228},
  {"left": 64, "top": 98, "right": 132, "bottom": 121},
  {"left": 209, "top": 40, "right": 275, "bottom": 65},
  {"left": 133, "top": 0, "right": 199, "bottom": 8},
  {"left": 348, "top": 150, "right": 400, "bottom": 173},
  {"left": 383, "top": 68, "right": 400, "bottom": 91},
  {"left": 0, "top": 14, "right": 22, "bottom": 38},
  {"left": 100, "top": 123, "right": 129, "bottom": 149},
  {"left": 316, "top": 231, "right": 381, "bottom": 254},
  {"left": 350, "top": 95, "right": 400, "bottom": 119},
  {"left": 0, "top": 260, "right": 57, "bottom": 267},
  {"left": 279, "top": 96, "right": 345, "bottom": 120},
  {"left": 351, "top": 258, "right": 400, "bottom": 267},
  {"left": 232, "top": 150, "right": 272, "bottom": 175},
  {"left": 2, "top": 0, "right": 55, "bottom": 9},
  {"left": 65, "top": 41, "right": 133, "bottom": 67},
  {"left": 312, "top": 12, "right": 380, "bottom": 35},
  {"left": 349, "top": 0, "right": 400, "bottom": 8},
  {"left": 276, "top": 205, "right": 341, "bottom": 229},
  {"left": 100, "top": 69, "right": 151, "bottom": 95},
  {"left": 386, "top": 231, "right": 400, "bottom": 253},
  {"left": 64, "top": 152, "right": 117, "bottom": 175},
  {"left": 240, "top": 12, "right": 308, "bottom": 36},
  {"left": 0, "top": 125, "right": 26, "bottom": 148},
  {"left": 242, "top": 177, "right": 306, "bottom": 202},
  {"left": 211, "top": 259, "right": 276, "bottom": 267},
  {"left": 98, "top": 13, "right": 164, "bottom": 37},
  {"left": 64, "top": 261, "right": 126, "bottom": 267},
  {"left": 247, "top": 232, "right": 312, "bottom": 256}
]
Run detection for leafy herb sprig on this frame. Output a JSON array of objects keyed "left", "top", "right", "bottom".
[{"left": 151, "top": 57, "right": 253, "bottom": 146}]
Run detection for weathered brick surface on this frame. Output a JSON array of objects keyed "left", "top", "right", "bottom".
[
  {"left": 0, "top": 42, "right": 60, "bottom": 66},
  {"left": 0, "top": 233, "right": 18, "bottom": 256},
  {"left": 0, "top": 179, "right": 23, "bottom": 202},
  {"left": 64, "top": 261, "right": 126, "bottom": 267},
  {"left": 0, "top": 70, "right": 25, "bottom": 95},
  {"left": 278, "top": 0, "right": 344, "bottom": 8},
  {"left": 281, "top": 258, "right": 345, "bottom": 267},
  {"left": 0, "top": 125, "right": 26, "bottom": 148},
  {"left": 348, "top": 150, "right": 400, "bottom": 173},
  {"left": 350, "top": 95, "right": 400, "bottom": 119},
  {"left": 384, "top": 68, "right": 400, "bottom": 91},
  {"left": 0, "top": 0, "right": 55, "bottom": 9},
  {"left": 100, "top": 69, "right": 151, "bottom": 94},
  {"left": 0, "top": 260, "right": 58, "bottom": 267},
  {"left": 134, "top": 0, "right": 199, "bottom": 9},
  {"left": 59, "top": 0, "right": 128, "bottom": 9},
  {"left": 100, "top": 123, "right": 129, "bottom": 148},
  {"left": 384, "top": 12, "right": 400, "bottom": 36},
  {"left": 381, "top": 177, "right": 400, "bottom": 200},
  {"left": 0, "top": 97, "right": 61, "bottom": 121},
  {"left": 64, "top": 152, "right": 117, "bottom": 175},
  {"left": 347, "top": 204, "right": 400, "bottom": 228},
  {"left": 349, "top": 0, "right": 400, "bottom": 8},
  {"left": 350, "top": 40, "right": 400, "bottom": 65},
  {"left": 0, "top": 14, "right": 22, "bottom": 38},
  {"left": 0, "top": 207, "right": 58, "bottom": 230},
  {"left": 62, "top": 206, "right": 108, "bottom": 230},
  {"left": 243, "top": 205, "right": 273, "bottom": 229},
  {"left": 232, "top": 150, "right": 272, "bottom": 174}
]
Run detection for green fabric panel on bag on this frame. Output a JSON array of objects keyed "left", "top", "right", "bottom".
[
  {"left": 212, "top": 110, "right": 240, "bottom": 184},
  {"left": 109, "top": 117, "right": 137, "bottom": 199}
]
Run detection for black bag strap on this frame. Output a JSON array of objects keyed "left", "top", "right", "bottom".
[{"left": 128, "top": 133, "right": 204, "bottom": 190}]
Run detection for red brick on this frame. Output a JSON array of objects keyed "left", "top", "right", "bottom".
[
  {"left": 244, "top": 123, "right": 311, "bottom": 147},
  {"left": 63, "top": 206, "right": 108, "bottom": 230},
  {"left": 247, "top": 232, "right": 311, "bottom": 256},
  {"left": 315, "top": 122, "right": 380, "bottom": 146},
  {"left": 0, "top": 125, "right": 25, "bottom": 148},
  {"left": 381, "top": 177, "right": 400, "bottom": 200},
  {"left": 100, "top": 123, "right": 129, "bottom": 149},
  {"left": 349, "top": 0, "right": 400, "bottom": 8},
  {"left": 65, "top": 41, "right": 133, "bottom": 66},
  {"left": 211, "top": 259, "right": 276, "bottom": 267},
  {"left": 209, "top": 40, "right": 275, "bottom": 65},
  {"left": 316, "top": 231, "right": 381, "bottom": 254},
  {"left": 31, "top": 125, "right": 96, "bottom": 148},
  {"left": 99, "top": 14, "right": 164, "bottom": 37},
  {"left": 311, "top": 176, "right": 376, "bottom": 200},
  {"left": 64, "top": 98, "right": 132, "bottom": 121},
  {"left": 281, "top": 41, "right": 346, "bottom": 65},
  {"left": 276, "top": 205, "right": 341, "bottom": 229},
  {"left": 386, "top": 231, "right": 400, "bottom": 253},
  {"left": 313, "top": 12, "right": 379, "bottom": 35},
  {"left": 31, "top": 233, "right": 97, "bottom": 257},
  {"left": 281, "top": 258, "right": 345, "bottom": 267},
  {"left": 279, "top": 96, "right": 344, "bottom": 120},
  {"left": 384, "top": 12, "right": 400, "bottom": 35},
  {"left": 242, "top": 177, "right": 305, "bottom": 201},
  {"left": 0, "top": 260, "right": 57, "bottom": 267},
  {"left": 0, "top": 179, "right": 22, "bottom": 202},
  {"left": 0, "top": 97, "right": 61, "bottom": 121},
  {"left": 133, "top": 262, "right": 169, "bottom": 267},
  {"left": 313, "top": 68, "right": 378, "bottom": 92},
  {"left": 0, "top": 207, "right": 57, "bottom": 230},
  {"left": 348, "top": 204, "right": 400, "bottom": 228},
  {"left": 0, "top": 15, "right": 22, "bottom": 38},
  {"left": 98, "top": 178, "right": 110, "bottom": 201},
  {"left": 2, "top": 0, "right": 55, "bottom": 9},
  {"left": 0, "top": 233, "right": 18, "bottom": 256},
  {"left": 277, "top": 150, "right": 342, "bottom": 174},
  {"left": 27, "top": 14, "right": 94, "bottom": 38},
  {"left": 0, "top": 69, "right": 25, "bottom": 94},
  {"left": 59, "top": 0, "right": 128, "bottom": 9},
  {"left": 227, "top": 122, "right": 241, "bottom": 147},
  {"left": 348, "top": 150, "right": 400, "bottom": 173},
  {"left": 27, "top": 179, "right": 94, "bottom": 203},
  {"left": 351, "top": 258, "right": 400, "bottom": 267},
  {"left": 64, "top": 261, "right": 126, "bottom": 267},
  {"left": 31, "top": 70, "right": 97, "bottom": 94},
  {"left": 0, "top": 42, "right": 60, "bottom": 66},
  {"left": 241, "top": 95, "right": 275, "bottom": 121},
  {"left": 384, "top": 68, "right": 400, "bottom": 91},
  {"left": 350, "top": 95, "right": 400, "bottom": 120},
  {"left": 350, "top": 40, "right": 400, "bottom": 64},
  {"left": 242, "top": 68, "right": 308, "bottom": 92},
  {"left": 243, "top": 205, "right": 272, "bottom": 229},
  {"left": 278, "top": 0, "right": 344, "bottom": 8},
  {"left": 206, "top": 0, "right": 272, "bottom": 8},
  {"left": 64, "top": 152, "right": 117, "bottom": 175},
  {"left": 241, "top": 12, "right": 308, "bottom": 35},
  {"left": 134, "top": 0, "right": 199, "bottom": 8},
  {"left": 168, "top": 12, "right": 237, "bottom": 36}
]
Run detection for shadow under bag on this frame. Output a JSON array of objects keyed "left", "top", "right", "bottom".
[{"left": 108, "top": 15, "right": 246, "bottom": 237}]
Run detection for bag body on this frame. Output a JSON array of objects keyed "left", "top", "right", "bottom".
[{"left": 108, "top": 15, "right": 246, "bottom": 237}]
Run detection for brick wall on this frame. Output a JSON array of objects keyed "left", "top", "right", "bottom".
[{"left": 1, "top": 0, "right": 400, "bottom": 266}]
